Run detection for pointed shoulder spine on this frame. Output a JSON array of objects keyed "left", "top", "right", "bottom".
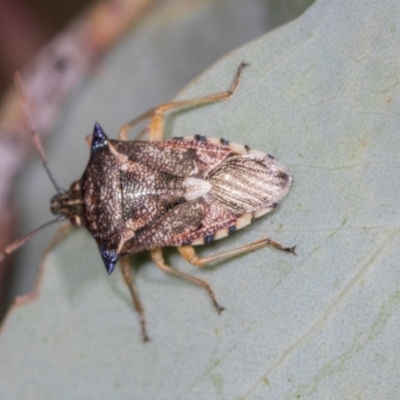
[
  {"left": 92, "top": 123, "right": 108, "bottom": 152},
  {"left": 99, "top": 245, "right": 119, "bottom": 275}
]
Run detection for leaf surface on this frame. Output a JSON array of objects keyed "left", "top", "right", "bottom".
[{"left": 3, "top": 0, "right": 400, "bottom": 399}]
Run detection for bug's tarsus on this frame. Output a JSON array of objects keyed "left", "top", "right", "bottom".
[
  {"left": 268, "top": 241, "right": 297, "bottom": 255},
  {"left": 227, "top": 62, "right": 250, "bottom": 95},
  {"left": 214, "top": 302, "right": 226, "bottom": 315},
  {"left": 287, "top": 245, "right": 297, "bottom": 255}
]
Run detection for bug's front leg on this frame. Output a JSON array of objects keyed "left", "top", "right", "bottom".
[
  {"left": 118, "top": 62, "right": 249, "bottom": 142},
  {"left": 150, "top": 248, "right": 225, "bottom": 314},
  {"left": 178, "top": 239, "right": 296, "bottom": 267},
  {"left": 120, "top": 256, "right": 150, "bottom": 342}
]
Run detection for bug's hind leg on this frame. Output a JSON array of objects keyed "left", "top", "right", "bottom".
[
  {"left": 120, "top": 256, "right": 150, "bottom": 342},
  {"left": 150, "top": 248, "right": 225, "bottom": 314},
  {"left": 118, "top": 62, "right": 249, "bottom": 142},
  {"left": 178, "top": 239, "right": 296, "bottom": 267}
]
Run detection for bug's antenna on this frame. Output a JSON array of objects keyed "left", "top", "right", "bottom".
[
  {"left": 0, "top": 75, "right": 67, "bottom": 262},
  {"left": 14, "top": 72, "right": 63, "bottom": 194},
  {"left": 0, "top": 215, "right": 65, "bottom": 262}
]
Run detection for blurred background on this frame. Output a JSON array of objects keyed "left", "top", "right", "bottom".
[
  {"left": 0, "top": 0, "right": 92, "bottom": 96},
  {"left": 0, "top": 0, "right": 315, "bottom": 96},
  {"left": 0, "top": 0, "right": 314, "bottom": 319}
]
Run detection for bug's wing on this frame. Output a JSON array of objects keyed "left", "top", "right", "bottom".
[
  {"left": 112, "top": 138, "right": 232, "bottom": 178},
  {"left": 121, "top": 198, "right": 237, "bottom": 254},
  {"left": 120, "top": 149, "right": 291, "bottom": 254},
  {"left": 208, "top": 154, "right": 291, "bottom": 215}
]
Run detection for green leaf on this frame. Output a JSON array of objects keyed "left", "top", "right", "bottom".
[{"left": 3, "top": 0, "right": 400, "bottom": 398}]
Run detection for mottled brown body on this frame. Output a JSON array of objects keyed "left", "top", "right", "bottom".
[
  {"left": 4, "top": 64, "right": 295, "bottom": 341},
  {"left": 56, "top": 129, "right": 291, "bottom": 274}
]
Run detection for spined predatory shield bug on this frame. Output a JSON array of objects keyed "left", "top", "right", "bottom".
[{"left": 2, "top": 64, "right": 295, "bottom": 341}]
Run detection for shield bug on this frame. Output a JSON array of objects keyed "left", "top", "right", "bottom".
[{"left": 2, "top": 64, "right": 295, "bottom": 341}]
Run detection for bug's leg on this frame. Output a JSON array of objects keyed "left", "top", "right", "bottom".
[
  {"left": 150, "top": 248, "right": 225, "bottom": 313},
  {"left": 178, "top": 239, "right": 296, "bottom": 267},
  {"left": 118, "top": 62, "right": 249, "bottom": 141},
  {"left": 120, "top": 256, "right": 150, "bottom": 342},
  {"left": 85, "top": 133, "right": 92, "bottom": 147}
]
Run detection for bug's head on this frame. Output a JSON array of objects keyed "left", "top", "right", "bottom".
[{"left": 50, "top": 180, "right": 83, "bottom": 226}]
